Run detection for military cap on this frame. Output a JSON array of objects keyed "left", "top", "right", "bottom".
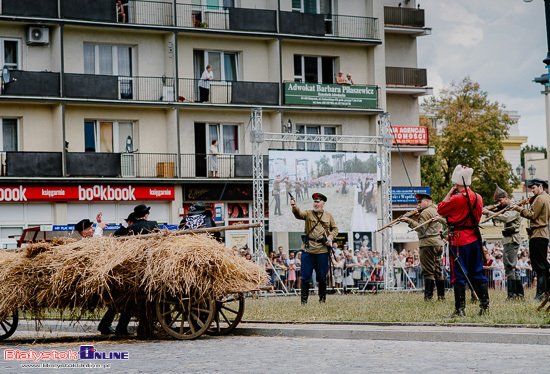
[
  {"left": 312, "top": 192, "right": 327, "bottom": 202},
  {"left": 415, "top": 193, "right": 432, "bottom": 201},
  {"left": 493, "top": 183, "right": 508, "bottom": 202},
  {"left": 527, "top": 178, "right": 548, "bottom": 188},
  {"left": 75, "top": 219, "right": 93, "bottom": 233}
]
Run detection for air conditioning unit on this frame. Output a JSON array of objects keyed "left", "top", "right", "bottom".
[{"left": 27, "top": 26, "right": 49, "bottom": 45}]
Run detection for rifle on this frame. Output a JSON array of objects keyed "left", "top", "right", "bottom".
[
  {"left": 376, "top": 209, "right": 419, "bottom": 232},
  {"left": 479, "top": 197, "right": 532, "bottom": 224},
  {"left": 407, "top": 215, "right": 440, "bottom": 233}
]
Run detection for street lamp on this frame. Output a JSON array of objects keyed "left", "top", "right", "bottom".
[
  {"left": 516, "top": 165, "right": 526, "bottom": 198},
  {"left": 528, "top": 164, "right": 537, "bottom": 178},
  {"left": 526, "top": 0, "right": 550, "bottom": 185}
]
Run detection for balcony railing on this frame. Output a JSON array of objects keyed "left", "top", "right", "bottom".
[
  {"left": 329, "top": 14, "right": 379, "bottom": 39},
  {"left": 178, "top": 78, "right": 279, "bottom": 105},
  {"left": 121, "top": 153, "right": 179, "bottom": 178},
  {"left": 384, "top": 6, "right": 425, "bottom": 28},
  {"left": 181, "top": 153, "right": 235, "bottom": 178},
  {"left": 119, "top": 0, "right": 174, "bottom": 26},
  {"left": 386, "top": 67, "right": 427, "bottom": 87}
]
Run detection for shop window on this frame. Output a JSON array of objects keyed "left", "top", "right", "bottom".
[{"left": 84, "top": 120, "right": 134, "bottom": 153}]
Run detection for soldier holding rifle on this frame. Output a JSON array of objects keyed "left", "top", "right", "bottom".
[
  {"left": 291, "top": 192, "right": 338, "bottom": 305},
  {"left": 513, "top": 178, "right": 550, "bottom": 301},
  {"left": 401, "top": 193, "right": 445, "bottom": 301},
  {"left": 438, "top": 165, "right": 488, "bottom": 317},
  {"left": 483, "top": 184, "right": 524, "bottom": 300}
]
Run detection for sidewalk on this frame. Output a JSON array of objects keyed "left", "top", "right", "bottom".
[{"left": 7, "top": 319, "right": 550, "bottom": 345}]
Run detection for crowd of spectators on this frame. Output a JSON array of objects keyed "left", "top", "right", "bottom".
[{"left": 231, "top": 240, "right": 544, "bottom": 292}]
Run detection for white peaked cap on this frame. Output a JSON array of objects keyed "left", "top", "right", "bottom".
[{"left": 451, "top": 165, "right": 473, "bottom": 186}]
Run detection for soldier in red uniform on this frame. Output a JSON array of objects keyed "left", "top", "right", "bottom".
[{"left": 438, "top": 165, "right": 488, "bottom": 317}]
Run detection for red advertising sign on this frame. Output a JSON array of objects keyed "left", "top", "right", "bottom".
[
  {"left": 391, "top": 126, "right": 428, "bottom": 145},
  {"left": 0, "top": 184, "right": 175, "bottom": 202}
]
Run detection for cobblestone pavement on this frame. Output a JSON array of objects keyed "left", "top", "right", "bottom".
[{"left": 2, "top": 335, "right": 549, "bottom": 373}]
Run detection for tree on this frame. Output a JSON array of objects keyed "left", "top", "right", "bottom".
[
  {"left": 420, "top": 77, "right": 520, "bottom": 202},
  {"left": 315, "top": 155, "right": 333, "bottom": 177}
]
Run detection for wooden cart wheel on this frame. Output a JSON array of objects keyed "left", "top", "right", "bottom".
[
  {"left": 155, "top": 292, "right": 215, "bottom": 340},
  {"left": 0, "top": 310, "right": 18, "bottom": 341},
  {"left": 206, "top": 293, "right": 245, "bottom": 336}
]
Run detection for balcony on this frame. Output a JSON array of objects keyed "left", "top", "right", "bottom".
[
  {"left": 384, "top": 6, "right": 430, "bottom": 36},
  {"left": 3, "top": 71, "right": 60, "bottom": 97},
  {"left": 64, "top": 74, "right": 176, "bottom": 101},
  {"left": 176, "top": 3, "right": 277, "bottom": 33},
  {"left": 385, "top": 67, "right": 431, "bottom": 97},
  {"left": 178, "top": 78, "right": 279, "bottom": 105},
  {"left": 0, "top": 152, "right": 263, "bottom": 179},
  {"left": 118, "top": 0, "right": 174, "bottom": 26}
]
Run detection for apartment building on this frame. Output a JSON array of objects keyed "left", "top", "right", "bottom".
[{"left": 0, "top": 0, "right": 431, "bottom": 251}]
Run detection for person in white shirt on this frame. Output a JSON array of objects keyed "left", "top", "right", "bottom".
[
  {"left": 75, "top": 212, "right": 107, "bottom": 238},
  {"left": 198, "top": 64, "right": 213, "bottom": 102}
]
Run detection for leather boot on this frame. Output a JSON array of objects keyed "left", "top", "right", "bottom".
[
  {"left": 301, "top": 282, "right": 310, "bottom": 305},
  {"left": 424, "top": 279, "right": 435, "bottom": 301},
  {"left": 506, "top": 280, "right": 515, "bottom": 300},
  {"left": 513, "top": 279, "right": 524, "bottom": 300},
  {"left": 445, "top": 283, "right": 465, "bottom": 318},
  {"left": 318, "top": 281, "right": 327, "bottom": 303},
  {"left": 535, "top": 272, "right": 547, "bottom": 301},
  {"left": 478, "top": 282, "right": 490, "bottom": 315},
  {"left": 436, "top": 279, "right": 445, "bottom": 301}
]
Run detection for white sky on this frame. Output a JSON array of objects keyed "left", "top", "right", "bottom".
[{"left": 417, "top": 0, "right": 548, "bottom": 147}]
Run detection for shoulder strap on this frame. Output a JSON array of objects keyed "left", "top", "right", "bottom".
[{"left": 306, "top": 211, "right": 323, "bottom": 236}]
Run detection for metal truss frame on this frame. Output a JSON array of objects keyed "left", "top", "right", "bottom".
[{"left": 250, "top": 108, "right": 398, "bottom": 292}]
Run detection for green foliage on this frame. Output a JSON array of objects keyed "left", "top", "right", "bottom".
[
  {"left": 315, "top": 155, "right": 333, "bottom": 177},
  {"left": 421, "top": 77, "right": 520, "bottom": 202},
  {"left": 343, "top": 155, "right": 376, "bottom": 174},
  {"left": 520, "top": 145, "right": 547, "bottom": 168}
]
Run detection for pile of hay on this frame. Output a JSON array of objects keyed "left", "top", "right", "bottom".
[{"left": 0, "top": 232, "right": 267, "bottom": 320}]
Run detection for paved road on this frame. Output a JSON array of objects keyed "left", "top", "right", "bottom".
[{"left": 2, "top": 335, "right": 549, "bottom": 373}]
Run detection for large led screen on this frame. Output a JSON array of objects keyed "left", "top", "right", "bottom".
[{"left": 268, "top": 150, "right": 378, "bottom": 232}]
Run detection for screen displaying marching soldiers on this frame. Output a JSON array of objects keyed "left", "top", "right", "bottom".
[{"left": 268, "top": 150, "right": 378, "bottom": 232}]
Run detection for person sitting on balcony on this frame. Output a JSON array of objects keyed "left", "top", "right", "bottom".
[
  {"left": 335, "top": 70, "right": 347, "bottom": 84},
  {"left": 346, "top": 73, "right": 354, "bottom": 85},
  {"left": 198, "top": 64, "right": 213, "bottom": 102},
  {"left": 117, "top": 0, "right": 127, "bottom": 23}
]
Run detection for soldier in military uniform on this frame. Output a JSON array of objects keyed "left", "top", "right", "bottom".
[
  {"left": 438, "top": 165, "right": 488, "bottom": 317},
  {"left": 291, "top": 192, "right": 338, "bottom": 305},
  {"left": 401, "top": 193, "right": 445, "bottom": 301},
  {"left": 483, "top": 184, "right": 524, "bottom": 299},
  {"left": 272, "top": 175, "right": 284, "bottom": 216},
  {"left": 513, "top": 178, "right": 550, "bottom": 301}
]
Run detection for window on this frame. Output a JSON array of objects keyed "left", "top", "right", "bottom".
[
  {"left": 1, "top": 39, "right": 20, "bottom": 70},
  {"left": 0, "top": 118, "right": 17, "bottom": 151},
  {"left": 194, "top": 50, "right": 238, "bottom": 81},
  {"left": 84, "top": 44, "right": 133, "bottom": 76},
  {"left": 292, "top": 0, "right": 331, "bottom": 14},
  {"left": 208, "top": 123, "right": 239, "bottom": 153},
  {"left": 204, "top": 0, "right": 234, "bottom": 9},
  {"left": 296, "top": 125, "right": 336, "bottom": 151},
  {"left": 84, "top": 121, "right": 134, "bottom": 153},
  {"left": 293, "top": 55, "right": 334, "bottom": 84}
]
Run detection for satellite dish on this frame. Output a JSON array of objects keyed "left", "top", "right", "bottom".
[{"left": 1, "top": 65, "right": 10, "bottom": 84}]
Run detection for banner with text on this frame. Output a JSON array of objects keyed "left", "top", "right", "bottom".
[
  {"left": 391, "top": 187, "right": 431, "bottom": 204},
  {"left": 284, "top": 82, "right": 378, "bottom": 108},
  {"left": 0, "top": 184, "right": 175, "bottom": 202},
  {"left": 391, "top": 126, "right": 428, "bottom": 145}
]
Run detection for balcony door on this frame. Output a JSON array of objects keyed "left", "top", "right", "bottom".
[
  {"left": 84, "top": 44, "right": 134, "bottom": 99},
  {"left": 293, "top": 55, "right": 334, "bottom": 84}
]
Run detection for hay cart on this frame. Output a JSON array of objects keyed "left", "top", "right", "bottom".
[{"left": 0, "top": 223, "right": 264, "bottom": 341}]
